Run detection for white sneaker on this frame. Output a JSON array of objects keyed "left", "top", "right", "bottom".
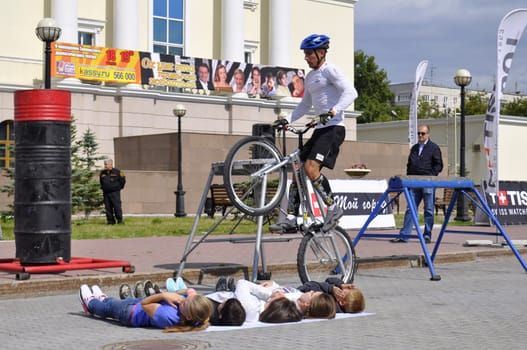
[
  {"left": 166, "top": 277, "right": 187, "bottom": 292},
  {"left": 91, "top": 285, "right": 107, "bottom": 301},
  {"left": 166, "top": 278, "right": 177, "bottom": 292},
  {"left": 134, "top": 281, "right": 145, "bottom": 298},
  {"left": 175, "top": 277, "right": 188, "bottom": 290},
  {"left": 79, "top": 284, "right": 94, "bottom": 315}
]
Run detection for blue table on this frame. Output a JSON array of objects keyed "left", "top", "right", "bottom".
[{"left": 353, "top": 176, "right": 527, "bottom": 280}]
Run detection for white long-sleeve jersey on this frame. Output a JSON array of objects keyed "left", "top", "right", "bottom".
[{"left": 288, "top": 61, "right": 357, "bottom": 129}]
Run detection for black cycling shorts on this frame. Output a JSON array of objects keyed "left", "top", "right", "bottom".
[{"left": 299, "top": 125, "right": 345, "bottom": 170}]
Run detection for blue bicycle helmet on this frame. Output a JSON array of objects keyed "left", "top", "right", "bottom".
[{"left": 300, "top": 34, "right": 330, "bottom": 50}]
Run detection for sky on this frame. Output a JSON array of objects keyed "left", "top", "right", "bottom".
[{"left": 354, "top": 0, "right": 527, "bottom": 94}]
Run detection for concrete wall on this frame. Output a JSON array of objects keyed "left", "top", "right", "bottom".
[
  {"left": 1, "top": 85, "right": 359, "bottom": 162},
  {"left": 0, "top": 132, "right": 448, "bottom": 215},
  {"left": 116, "top": 133, "right": 448, "bottom": 215}
]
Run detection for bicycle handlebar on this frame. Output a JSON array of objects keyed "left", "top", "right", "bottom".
[{"left": 273, "top": 114, "right": 330, "bottom": 135}]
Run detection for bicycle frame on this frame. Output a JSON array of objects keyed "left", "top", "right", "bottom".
[
  {"left": 274, "top": 124, "right": 329, "bottom": 232},
  {"left": 181, "top": 116, "right": 355, "bottom": 284}
]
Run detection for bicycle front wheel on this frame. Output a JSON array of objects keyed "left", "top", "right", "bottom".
[
  {"left": 297, "top": 226, "right": 356, "bottom": 284},
  {"left": 223, "top": 136, "right": 287, "bottom": 216}
]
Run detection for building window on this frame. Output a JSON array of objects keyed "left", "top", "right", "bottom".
[
  {"left": 244, "top": 40, "right": 258, "bottom": 63},
  {"left": 153, "top": 0, "right": 184, "bottom": 56},
  {"left": 398, "top": 93, "right": 410, "bottom": 102},
  {"left": 78, "top": 18, "right": 104, "bottom": 46},
  {"left": 0, "top": 120, "right": 15, "bottom": 168},
  {"left": 78, "top": 32, "right": 94, "bottom": 45}
]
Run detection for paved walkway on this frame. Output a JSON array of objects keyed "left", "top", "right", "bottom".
[
  {"left": 0, "top": 224, "right": 526, "bottom": 298},
  {"left": 1, "top": 255, "right": 526, "bottom": 349}
]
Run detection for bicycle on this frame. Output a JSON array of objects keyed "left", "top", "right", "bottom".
[{"left": 222, "top": 116, "right": 356, "bottom": 284}]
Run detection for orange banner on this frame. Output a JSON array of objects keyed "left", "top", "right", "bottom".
[{"left": 52, "top": 42, "right": 141, "bottom": 84}]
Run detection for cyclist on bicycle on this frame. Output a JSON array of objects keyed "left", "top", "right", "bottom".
[{"left": 270, "top": 34, "right": 358, "bottom": 233}]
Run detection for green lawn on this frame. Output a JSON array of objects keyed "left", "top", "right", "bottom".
[
  {"left": 0, "top": 215, "right": 263, "bottom": 241},
  {"left": 0, "top": 212, "right": 473, "bottom": 241}
]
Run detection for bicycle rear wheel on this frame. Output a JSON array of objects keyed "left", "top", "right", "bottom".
[
  {"left": 223, "top": 136, "right": 287, "bottom": 216},
  {"left": 297, "top": 226, "right": 356, "bottom": 284}
]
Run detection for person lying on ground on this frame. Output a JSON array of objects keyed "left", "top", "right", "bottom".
[
  {"left": 296, "top": 277, "right": 366, "bottom": 313},
  {"left": 79, "top": 284, "right": 212, "bottom": 332},
  {"left": 259, "top": 294, "right": 303, "bottom": 323},
  {"left": 127, "top": 278, "right": 246, "bottom": 327},
  {"left": 207, "top": 279, "right": 336, "bottom": 322}
]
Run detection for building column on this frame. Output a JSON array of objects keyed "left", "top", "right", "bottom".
[
  {"left": 52, "top": 0, "right": 79, "bottom": 85},
  {"left": 52, "top": 0, "right": 78, "bottom": 43},
  {"left": 114, "top": 0, "right": 141, "bottom": 89},
  {"left": 222, "top": 0, "right": 244, "bottom": 62},
  {"left": 114, "top": 0, "right": 139, "bottom": 50},
  {"left": 269, "top": 0, "right": 290, "bottom": 66}
]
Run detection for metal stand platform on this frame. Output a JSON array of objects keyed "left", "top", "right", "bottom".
[
  {"left": 0, "top": 256, "right": 134, "bottom": 280},
  {"left": 353, "top": 175, "right": 527, "bottom": 281},
  {"left": 176, "top": 161, "right": 301, "bottom": 282}
]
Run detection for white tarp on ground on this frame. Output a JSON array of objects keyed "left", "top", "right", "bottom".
[{"left": 206, "top": 311, "right": 375, "bottom": 332}]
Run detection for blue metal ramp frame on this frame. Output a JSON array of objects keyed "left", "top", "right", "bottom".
[{"left": 353, "top": 176, "right": 527, "bottom": 281}]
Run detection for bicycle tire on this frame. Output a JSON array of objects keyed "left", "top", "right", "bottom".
[
  {"left": 223, "top": 136, "right": 287, "bottom": 216},
  {"left": 297, "top": 226, "right": 356, "bottom": 284}
]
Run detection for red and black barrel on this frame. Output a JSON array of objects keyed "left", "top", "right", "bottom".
[{"left": 14, "top": 90, "right": 71, "bottom": 264}]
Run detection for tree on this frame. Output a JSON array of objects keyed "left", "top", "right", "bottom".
[
  {"left": 0, "top": 161, "right": 14, "bottom": 218},
  {"left": 354, "top": 50, "right": 395, "bottom": 123},
  {"left": 418, "top": 98, "right": 443, "bottom": 119},
  {"left": 502, "top": 97, "right": 527, "bottom": 117},
  {"left": 464, "top": 92, "right": 489, "bottom": 115},
  {"left": 71, "top": 124, "right": 104, "bottom": 219}
]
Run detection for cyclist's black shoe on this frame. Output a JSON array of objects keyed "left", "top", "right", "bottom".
[
  {"left": 322, "top": 206, "right": 343, "bottom": 232},
  {"left": 269, "top": 218, "right": 298, "bottom": 233}
]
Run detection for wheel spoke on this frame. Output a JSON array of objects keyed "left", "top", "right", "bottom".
[
  {"left": 223, "top": 137, "right": 287, "bottom": 216},
  {"left": 297, "top": 227, "right": 356, "bottom": 283}
]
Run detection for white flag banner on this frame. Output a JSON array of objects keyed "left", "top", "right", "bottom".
[
  {"left": 483, "top": 8, "right": 527, "bottom": 201},
  {"left": 408, "top": 60, "right": 428, "bottom": 147}
]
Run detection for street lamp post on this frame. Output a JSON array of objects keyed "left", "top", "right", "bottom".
[
  {"left": 454, "top": 69, "right": 472, "bottom": 221},
  {"left": 173, "top": 104, "right": 187, "bottom": 217},
  {"left": 35, "top": 18, "right": 61, "bottom": 89}
]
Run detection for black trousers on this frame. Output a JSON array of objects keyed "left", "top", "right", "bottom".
[{"left": 103, "top": 191, "right": 123, "bottom": 224}]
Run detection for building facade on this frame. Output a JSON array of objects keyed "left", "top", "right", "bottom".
[
  {"left": 390, "top": 81, "right": 525, "bottom": 115},
  {"left": 0, "top": 0, "right": 363, "bottom": 214}
]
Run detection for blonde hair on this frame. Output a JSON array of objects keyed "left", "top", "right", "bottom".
[
  {"left": 163, "top": 295, "right": 213, "bottom": 332},
  {"left": 343, "top": 288, "right": 365, "bottom": 313}
]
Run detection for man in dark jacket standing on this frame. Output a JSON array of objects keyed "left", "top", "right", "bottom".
[
  {"left": 392, "top": 125, "right": 443, "bottom": 243},
  {"left": 100, "top": 159, "right": 126, "bottom": 224}
]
